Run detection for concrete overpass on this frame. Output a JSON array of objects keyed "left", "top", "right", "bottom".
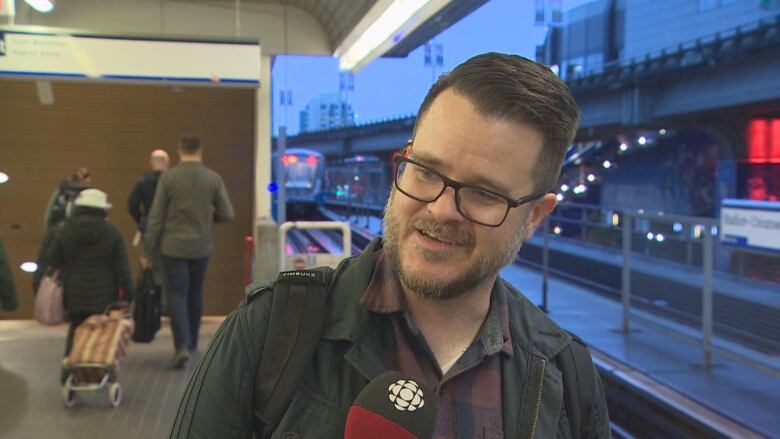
[{"left": 285, "top": 14, "right": 780, "bottom": 162}]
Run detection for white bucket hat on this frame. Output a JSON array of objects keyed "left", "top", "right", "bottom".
[{"left": 74, "top": 188, "right": 112, "bottom": 210}]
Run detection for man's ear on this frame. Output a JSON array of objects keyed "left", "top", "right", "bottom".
[{"left": 524, "top": 193, "right": 557, "bottom": 241}]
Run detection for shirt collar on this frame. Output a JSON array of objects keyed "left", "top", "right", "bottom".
[{"left": 359, "top": 250, "right": 513, "bottom": 357}]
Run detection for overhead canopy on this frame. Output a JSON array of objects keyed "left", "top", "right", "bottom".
[{"left": 5, "top": 0, "right": 487, "bottom": 70}]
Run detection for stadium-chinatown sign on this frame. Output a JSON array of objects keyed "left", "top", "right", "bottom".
[{"left": 721, "top": 199, "right": 780, "bottom": 253}]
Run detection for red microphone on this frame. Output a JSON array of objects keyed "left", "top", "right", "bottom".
[{"left": 344, "top": 371, "right": 438, "bottom": 439}]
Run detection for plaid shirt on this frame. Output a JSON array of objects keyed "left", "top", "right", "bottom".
[{"left": 360, "top": 251, "right": 514, "bottom": 439}]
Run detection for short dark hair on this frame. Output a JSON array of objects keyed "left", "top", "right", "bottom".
[
  {"left": 179, "top": 135, "right": 202, "bottom": 155},
  {"left": 413, "top": 52, "right": 579, "bottom": 193}
]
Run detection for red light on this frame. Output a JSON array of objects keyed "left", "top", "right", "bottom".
[
  {"left": 747, "top": 118, "right": 780, "bottom": 163},
  {"left": 748, "top": 119, "right": 768, "bottom": 162},
  {"left": 283, "top": 155, "right": 298, "bottom": 164},
  {"left": 307, "top": 155, "right": 318, "bottom": 165},
  {"left": 771, "top": 119, "right": 780, "bottom": 162}
]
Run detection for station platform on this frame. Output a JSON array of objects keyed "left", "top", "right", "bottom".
[
  {"left": 0, "top": 263, "right": 778, "bottom": 438},
  {"left": 500, "top": 263, "right": 780, "bottom": 438}
]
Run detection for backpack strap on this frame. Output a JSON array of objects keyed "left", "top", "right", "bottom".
[
  {"left": 556, "top": 332, "right": 596, "bottom": 439},
  {"left": 253, "top": 267, "right": 333, "bottom": 438}
]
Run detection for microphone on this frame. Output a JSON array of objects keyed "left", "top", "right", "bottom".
[{"left": 344, "top": 371, "right": 438, "bottom": 439}]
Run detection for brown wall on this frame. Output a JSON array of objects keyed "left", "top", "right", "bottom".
[{"left": 0, "top": 79, "right": 255, "bottom": 319}]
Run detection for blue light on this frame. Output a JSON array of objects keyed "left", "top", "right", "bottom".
[{"left": 267, "top": 182, "right": 278, "bottom": 193}]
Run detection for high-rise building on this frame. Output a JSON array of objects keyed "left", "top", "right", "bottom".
[{"left": 299, "top": 93, "right": 355, "bottom": 133}]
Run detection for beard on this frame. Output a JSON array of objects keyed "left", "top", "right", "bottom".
[{"left": 382, "top": 189, "right": 528, "bottom": 301}]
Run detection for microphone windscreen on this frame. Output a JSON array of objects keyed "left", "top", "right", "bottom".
[{"left": 344, "top": 371, "right": 438, "bottom": 439}]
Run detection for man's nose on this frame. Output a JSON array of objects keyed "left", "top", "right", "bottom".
[{"left": 426, "top": 186, "right": 465, "bottom": 223}]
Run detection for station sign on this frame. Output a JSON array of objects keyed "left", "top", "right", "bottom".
[
  {"left": 720, "top": 199, "right": 780, "bottom": 253},
  {"left": 0, "top": 28, "right": 260, "bottom": 87}
]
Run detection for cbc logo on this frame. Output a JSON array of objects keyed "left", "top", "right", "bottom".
[{"left": 387, "top": 379, "right": 425, "bottom": 411}]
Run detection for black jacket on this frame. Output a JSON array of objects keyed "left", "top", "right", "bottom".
[
  {"left": 127, "top": 171, "right": 162, "bottom": 231},
  {"left": 0, "top": 238, "right": 18, "bottom": 312},
  {"left": 48, "top": 207, "right": 134, "bottom": 315},
  {"left": 44, "top": 179, "right": 92, "bottom": 230}
]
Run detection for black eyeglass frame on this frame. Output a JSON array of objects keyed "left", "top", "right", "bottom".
[{"left": 392, "top": 154, "right": 549, "bottom": 227}]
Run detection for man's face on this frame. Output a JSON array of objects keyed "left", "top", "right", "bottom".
[{"left": 383, "top": 89, "right": 552, "bottom": 300}]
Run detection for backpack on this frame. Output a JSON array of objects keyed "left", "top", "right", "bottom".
[
  {"left": 48, "top": 182, "right": 88, "bottom": 229},
  {"left": 252, "top": 267, "right": 596, "bottom": 439}
]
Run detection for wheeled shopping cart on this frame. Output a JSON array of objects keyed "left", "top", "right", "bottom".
[{"left": 61, "top": 303, "right": 134, "bottom": 408}]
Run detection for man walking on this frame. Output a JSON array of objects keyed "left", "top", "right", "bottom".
[
  {"left": 143, "top": 135, "right": 234, "bottom": 369},
  {"left": 128, "top": 149, "right": 170, "bottom": 313},
  {"left": 128, "top": 149, "right": 170, "bottom": 236}
]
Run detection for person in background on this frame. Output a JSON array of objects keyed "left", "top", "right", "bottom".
[
  {"left": 44, "top": 166, "right": 92, "bottom": 230},
  {"left": 0, "top": 237, "right": 19, "bottom": 313},
  {"left": 47, "top": 189, "right": 133, "bottom": 373},
  {"left": 35, "top": 166, "right": 93, "bottom": 294},
  {"left": 128, "top": 149, "right": 170, "bottom": 237},
  {"left": 128, "top": 148, "right": 170, "bottom": 313},
  {"left": 142, "top": 135, "right": 234, "bottom": 369}
]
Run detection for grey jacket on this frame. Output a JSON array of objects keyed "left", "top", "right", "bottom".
[
  {"left": 143, "top": 161, "right": 234, "bottom": 259},
  {"left": 169, "top": 238, "right": 610, "bottom": 438}
]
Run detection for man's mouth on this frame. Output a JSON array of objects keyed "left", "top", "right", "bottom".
[{"left": 416, "top": 227, "right": 468, "bottom": 246}]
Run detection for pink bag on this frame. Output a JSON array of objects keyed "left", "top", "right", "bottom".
[{"left": 35, "top": 271, "right": 64, "bottom": 325}]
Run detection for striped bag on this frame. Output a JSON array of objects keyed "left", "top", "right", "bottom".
[{"left": 66, "top": 311, "right": 134, "bottom": 383}]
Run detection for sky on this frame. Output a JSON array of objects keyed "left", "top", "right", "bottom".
[{"left": 271, "top": 0, "right": 594, "bottom": 135}]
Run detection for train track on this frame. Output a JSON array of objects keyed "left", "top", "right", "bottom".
[{"left": 594, "top": 350, "right": 767, "bottom": 439}]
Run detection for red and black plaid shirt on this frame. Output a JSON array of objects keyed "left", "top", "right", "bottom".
[{"left": 360, "top": 251, "right": 514, "bottom": 439}]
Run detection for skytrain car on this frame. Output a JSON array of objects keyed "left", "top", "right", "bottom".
[
  {"left": 280, "top": 148, "right": 325, "bottom": 219},
  {"left": 323, "top": 154, "right": 390, "bottom": 209}
]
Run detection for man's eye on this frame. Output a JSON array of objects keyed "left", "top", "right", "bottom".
[
  {"left": 468, "top": 188, "right": 503, "bottom": 204},
  {"left": 413, "top": 166, "right": 438, "bottom": 181}
]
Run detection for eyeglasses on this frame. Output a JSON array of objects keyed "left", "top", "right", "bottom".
[{"left": 393, "top": 154, "right": 548, "bottom": 227}]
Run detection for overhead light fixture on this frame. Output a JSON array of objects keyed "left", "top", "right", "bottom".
[
  {"left": 21, "top": 262, "right": 38, "bottom": 273},
  {"left": 335, "top": 0, "right": 452, "bottom": 72},
  {"left": 24, "top": 0, "right": 54, "bottom": 13}
]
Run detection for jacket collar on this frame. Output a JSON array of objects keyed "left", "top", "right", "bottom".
[
  {"left": 322, "top": 238, "right": 385, "bottom": 380},
  {"left": 323, "top": 238, "right": 571, "bottom": 358}
]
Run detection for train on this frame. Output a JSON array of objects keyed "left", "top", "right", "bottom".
[{"left": 276, "top": 148, "right": 391, "bottom": 220}]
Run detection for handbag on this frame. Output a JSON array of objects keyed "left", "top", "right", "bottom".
[
  {"left": 34, "top": 270, "right": 65, "bottom": 325},
  {"left": 131, "top": 268, "right": 161, "bottom": 342}
]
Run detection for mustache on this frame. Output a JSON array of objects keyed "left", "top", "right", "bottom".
[{"left": 411, "top": 217, "right": 473, "bottom": 246}]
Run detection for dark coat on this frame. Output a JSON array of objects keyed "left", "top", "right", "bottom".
[
  {"left": 0, "top": 238, "right": 18, "bottom": 312},
  {"left": 127, "top": 171, "right": 162, "bottom": 231},
  {"left": 48, "top": 207, "right": 133, "bottom": 315}
]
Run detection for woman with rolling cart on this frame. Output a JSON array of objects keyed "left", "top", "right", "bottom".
[{"left": 46, "top": 188, "right": 134, "bottom": 407}]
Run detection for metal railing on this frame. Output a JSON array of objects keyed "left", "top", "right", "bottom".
[
  {"left": 566, "top": 14, "right": 780, "bottom": 93},
  {"left": 530, "top": 202, "right": 780, "bottom": 376}
]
